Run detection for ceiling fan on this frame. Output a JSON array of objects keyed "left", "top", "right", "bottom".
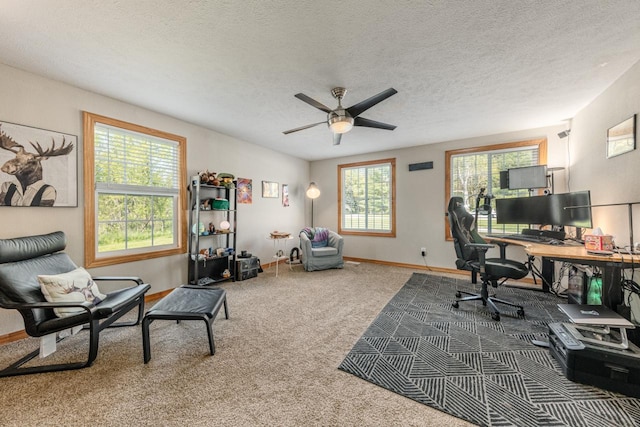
[{"left": 283, "top": 87, "right": 397, "bottom": 145}]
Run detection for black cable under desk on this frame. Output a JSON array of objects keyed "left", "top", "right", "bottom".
[{"left": 484, "top": 235, "right": 640, "bottom": 311}]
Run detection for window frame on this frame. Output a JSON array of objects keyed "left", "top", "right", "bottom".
[
  {"left": 338, "top": 157, "right": 396, "bottom": 237},
  {"left": 444, "top": 138, "right": 547, "bottom": 239},
  {"left": 83, "top": 111, "right": 187, "bottom": 268}
]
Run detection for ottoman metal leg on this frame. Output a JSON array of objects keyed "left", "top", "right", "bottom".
[
  {"left": 142, "top": 316, "right": 154, "bottom": 364},
  {"left": 205, "top": 318, "right": 216, "bottom": 355}
]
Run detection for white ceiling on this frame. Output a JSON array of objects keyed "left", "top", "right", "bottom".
[{"left": 1, "top": 1, "right": 640, "bottom": 161}]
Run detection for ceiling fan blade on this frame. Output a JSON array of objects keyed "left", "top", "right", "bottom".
[
  {"left": 283, "top": 121, "right": 326, "bottom": 135},
  {"left": 346, "top": 88, "right": 397, "bottom": 118},
  {"left": 333, "top": 133, "right": 342, "bottom": 146},
  {"left": 294, "top": 93, "right": 332, "bottom": 113},
  {"left": 353, "top": 117, "right": 397, "bottom": 131}
]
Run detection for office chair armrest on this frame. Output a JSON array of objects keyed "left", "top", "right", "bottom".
[{"left": 464, "top": 243, "right": 494, "bottom": 252}]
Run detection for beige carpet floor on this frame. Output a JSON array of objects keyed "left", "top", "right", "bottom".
[{"left": 0, "top": 262, "right": 473, "bottom": 426}]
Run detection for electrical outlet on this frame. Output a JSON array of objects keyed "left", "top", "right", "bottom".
[{"left": 421, "top": 247, "right": 427, "bottom": 257}]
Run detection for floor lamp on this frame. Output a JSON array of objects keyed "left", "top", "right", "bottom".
[{"left": 306, "top": 182, "right": 320, "bottom": 227}]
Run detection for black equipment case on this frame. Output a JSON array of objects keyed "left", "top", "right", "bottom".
[
  {"left": 549, "top": 323, "right": 640, "bottom": 397},
  {"left": 236, "top": 256, "right": 259, "bottom": 281}
]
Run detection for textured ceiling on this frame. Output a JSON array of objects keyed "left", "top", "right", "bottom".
[{"left": 1, "top": 1, "right": 640, "bottom": 161}]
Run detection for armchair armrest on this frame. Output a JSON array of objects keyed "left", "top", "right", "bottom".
[
  {"left": 327, "top": 231, "right": 344, "bottom": 253},
  {"left": 299, "top": 233, "right": 312, "bottom": 253},
  {"left": 1, "top": 300, "right": 96, "bottom": 314},
  {"left": 92, "top": 276, "right": 145, "bottom": 286}
]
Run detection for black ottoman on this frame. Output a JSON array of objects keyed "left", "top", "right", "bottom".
[{"left": 142, "top": 285, "right": 229, "bottom": 363}]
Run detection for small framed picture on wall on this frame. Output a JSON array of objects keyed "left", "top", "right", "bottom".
[
  {"left": 607, "top": 115, "right": 636, "bottom": 158},
  {"left": 236, "top": 178, "right": 252, "bottom": 204},
  {"left": 262, "top": 181, "right": 279, "bottom": 198},
  {"left": 282, "top": 184, "right": 289, "bottom": 207}
]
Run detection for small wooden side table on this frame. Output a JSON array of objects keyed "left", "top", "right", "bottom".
[{"left": 268, "top": 235, "right": 294, "bottom": 277}]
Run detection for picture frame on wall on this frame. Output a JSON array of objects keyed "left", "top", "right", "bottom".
[
  {"left": 262, "top": 181, "right": 279, "bottom": 198},
  {"left": 0, "top": 120, "right": 78, "bottom": 207},
  {"left": 236, "top": 178, "right": 252, "bottom": 204},
  {"left": 607, "top": 115, "right": 636, "bottom": 158},
  {"left": 282, "top": 184, "right": 289, "bottom": 207}
]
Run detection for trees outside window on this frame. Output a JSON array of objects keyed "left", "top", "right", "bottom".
[
  {"left": 338, "top": 158, "right": 395, "bottom": 237},
  {"left": 445, "top": 139, "right": 547, "bottom": 237}
]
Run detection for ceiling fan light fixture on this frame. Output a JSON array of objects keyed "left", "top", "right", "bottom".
[{"left": 329, "top": 115, "right": 354, "bottom": 134}]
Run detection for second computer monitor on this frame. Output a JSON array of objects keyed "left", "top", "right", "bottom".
[{"left": 495, "top": 191, "right": 592, "bottom": 228}]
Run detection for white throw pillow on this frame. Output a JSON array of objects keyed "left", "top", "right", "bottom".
[{"left": 38, "top": 267, "right": 107, "bottom": 318}]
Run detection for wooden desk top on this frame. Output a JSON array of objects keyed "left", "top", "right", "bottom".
[{"left": 484, "top": 236, "right": 640, "bottom": 264}]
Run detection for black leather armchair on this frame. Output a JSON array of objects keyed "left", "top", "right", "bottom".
[
  {"left": 447, "top": 196, "right": 528, "bottom": 321},
  {"left": 0, "top": 231, "right": 150, "bottom": 377}
]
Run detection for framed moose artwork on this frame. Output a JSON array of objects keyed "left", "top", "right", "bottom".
[{"left": 0, "top": 121, "right": 77, "bottom": 207}]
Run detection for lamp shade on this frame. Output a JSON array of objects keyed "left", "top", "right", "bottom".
[
  {"left": 328, "top": 115, "right": 354, "bottom": 134},
  {"left": 331, "top": 117, "right": 353, "bottom": 133},
  {"left": 306, "top": 182, "right": 320, "bottom": 199}
]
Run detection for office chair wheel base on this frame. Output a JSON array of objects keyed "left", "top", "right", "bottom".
[
  {"left": 455, "top": 291, "right": 461, "bottom": 298},
  {"left": 517, "top": 308, "right": 525, "bottom": 318},
  {"left": 452, "top": 301, "right": 459, "bottom": 309},
  {"left": 491, "top": 312, "right": 500, "bottom": 321}
]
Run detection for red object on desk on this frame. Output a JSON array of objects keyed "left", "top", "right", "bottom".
[{"left": 584, "top": 234, "right": 614, "bottom": 251}]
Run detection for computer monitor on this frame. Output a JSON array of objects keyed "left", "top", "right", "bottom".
[
  {"left": 549, "top": 190, "right": 593, "bottom": 228},
  {"left": 495, "top": 191, "right": 593, "bottom": 228},
  {"left": 495, "top": 195, "right": 553, "bottom": 225},
  {"left": 506, "top": 165, "right": 548, "bottom": 190}
]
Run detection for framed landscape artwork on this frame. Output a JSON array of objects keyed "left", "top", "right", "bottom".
[
  {"left": 0, "top": 120, "right": 77, "bottom": 207},
  {"left": 262, "top": 181, "right": 279, "bottom": 198},
  {"left": 607, "top": 115, "right": 636, "bottom": 158}
]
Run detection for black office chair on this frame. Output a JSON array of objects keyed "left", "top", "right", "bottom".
[{"left": 447, "top": 196, "right": 528, "bottom": 321}]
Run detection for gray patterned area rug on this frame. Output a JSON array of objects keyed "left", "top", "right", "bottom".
[{"left": 338, "top": 273, "right": 640, "bottom": 426}]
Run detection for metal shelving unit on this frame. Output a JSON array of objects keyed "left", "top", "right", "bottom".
[{"left": 187, "top": 176, "right": 237, "bottom": 285}]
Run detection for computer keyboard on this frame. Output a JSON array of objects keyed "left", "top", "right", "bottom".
[{"left": 488, "top": 233, "right": 544, "bottom": 242}]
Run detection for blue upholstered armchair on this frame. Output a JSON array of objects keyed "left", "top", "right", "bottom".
[{"left": 299, "top": 228, "right": 344, "bottom": 271}]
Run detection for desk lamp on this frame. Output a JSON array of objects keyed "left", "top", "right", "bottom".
[
  {"left": 306, "top": 182, "right": 321, "bottom": 227},
  {"left": 566, "top": 201, "right": 640, "bottom": 254}
]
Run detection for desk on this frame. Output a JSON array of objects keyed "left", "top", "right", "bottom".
[{"left": 484, "top": 236, "right": 640, "bottom": 309}]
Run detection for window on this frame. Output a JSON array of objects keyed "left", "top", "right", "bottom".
[
  {"left": 83, "top": 112, "right": 186, "bottom": 267},
  {"left": 339, "top": 158, "right": 396, "bottom": 237},
  {"left": 445, "top": 139, "right": 547, "bottom": 237}
]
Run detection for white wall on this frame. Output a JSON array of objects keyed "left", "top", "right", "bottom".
[
  {"left": 310, "top": 126, "right": 569, "bottom": 269},
  {"left": 569, "top": 60, "right": 640, "bottom": 247},
  {"left": 569, "top": 59, "right": 640, "bottom": 320},
  {"left": 0, "top": 64, "right": 309, "bottom": 335}
]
